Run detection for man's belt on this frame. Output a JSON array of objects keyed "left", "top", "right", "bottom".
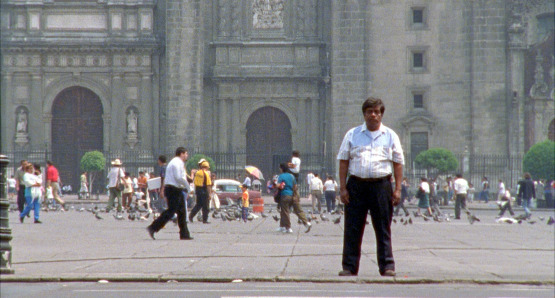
[{"left": 350, "top": 175, "right": 391, "bottom": 183}]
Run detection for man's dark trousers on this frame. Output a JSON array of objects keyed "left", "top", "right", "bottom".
[
  {"left": 17, "top": 186, "right": 26, "bottom": 213},
  {"left": 149, "top": 185, "right": 190, "bottom": 238},
  {"left": 189, "top": 187, "right": 209, "bottom": 222},
  {"left": 342, "top": 177, "right": 394, "bottom": 275}
]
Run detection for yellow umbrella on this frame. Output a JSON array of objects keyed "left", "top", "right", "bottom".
[{"left": 245, "top": 165, "right": 264, "bottom": 180}]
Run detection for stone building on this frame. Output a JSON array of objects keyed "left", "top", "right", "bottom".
[{"left": 1, "top": 0, "right": 554, "bottom": 188}]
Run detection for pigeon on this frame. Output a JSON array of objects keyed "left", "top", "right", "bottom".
[
  {"left": 422, "top": 215, "right": 430, "bottom": 222},
  {"left": 272, "top": 215, "right": 280, "bottom": 222},
  {"left": 496, "top": 217, "right": 518, "bottom": 224},
  {"left": 547, "top": 216, "right": 554, "bottom": 225},
  {"left": 403, "top": 220, "right": 408, "bottom": 226},
  {"left": 128, "top": 213, "right": 136, "bottom": 221},
  {"left": 408, "top": 218, "right": 413, "bottom": 224},
  {"left": 94, "top": 211, "right": 103, "bottom": 220},
  {"left": 221, "top": 213, "right": 227, "bottom": 221},
  {"left": 400, "top": 218, "right": 404, "bottom": 223},
  {"left": 320, "top": 214, "right": 330, "bottom": 222},
  {"left": 467, "top": 213, "right": 480, "bottom": 225},
  {"left": 539, "top": 216, "right": 545, "bottom": 221},
  {"left": 78, "top": 207, "right": 85, "bottom": 212},
  {"left": 527, "top": 220, "right": 537, "bottom": 224},
  {"left": 392, "top": 218, "right": 397, "bottom": 224},
  {"left": 114, "top": 213, "right": 124, "bottom": 220},
  {"left": 333, "top": 217, "right": 341, "bottom": 224},
  {"left": 261, "top": 212, "right": 268, "bottom": 218}
]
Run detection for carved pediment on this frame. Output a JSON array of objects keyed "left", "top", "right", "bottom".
[{"left": 401, "top": 110, "right": 436, "bottom": 131}]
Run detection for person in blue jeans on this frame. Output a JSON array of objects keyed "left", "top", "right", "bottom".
[
  {"left": 20, "top": 163, "right": 42, "bottom": 224},
  {"left": 518, "top": 173, "right": 535, "bottom": 219},
  {"left": 479, "top": 176, "right": 490, "bottom": 203}
]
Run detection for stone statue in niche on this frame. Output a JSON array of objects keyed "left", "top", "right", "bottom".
[
  {"left": 16, "top": 109, "right": 28, "bottom": 133},
  {"left": 127, "top": 110, "right": 137, "bottom": 134},
  {"left": 252, "top": 0, "right": 284, "bottom": 29}
]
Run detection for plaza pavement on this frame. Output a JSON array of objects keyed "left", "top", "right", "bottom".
[{"left": 1, "top": 195, "right": 554, "bottom": 285}]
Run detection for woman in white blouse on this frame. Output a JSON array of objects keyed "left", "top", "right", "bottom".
[
  {"left": 20, "top": 163, "right": 42, "bottom": 223},
  {"left": 417, "top": 177, "right": 432, "bottom": 217},
  {"left": 323, "top": 176, "right": 338, "bottom": 213}
]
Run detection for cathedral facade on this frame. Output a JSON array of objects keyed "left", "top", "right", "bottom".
[{"left": 1, "top": 0, "right": 554, "bottom": 188}]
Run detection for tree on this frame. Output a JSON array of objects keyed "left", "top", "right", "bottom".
[
  {"left": 414, "top": 148, "right": 459, "bottom": 175},
  {"left": 186, "top": 154, "right": 215, "bottom": 173},
  {"left": 523, "top": 140, "right": 555, "bottom": 181},
  {"left": 80, "top": 151, "right": 106, "bottom": 195}
]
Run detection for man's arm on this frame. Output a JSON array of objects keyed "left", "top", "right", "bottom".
[
  {"left": 392, "top": 162, "right": 403, "bottom": 206},
  {"left": 339, "top": 159, "right": 349, "bottom": 204}
]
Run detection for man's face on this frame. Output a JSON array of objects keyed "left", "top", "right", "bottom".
[
  {"left": 179, "top": 151, "right": 189, "bottom": 161},
  {"left": 363, "top": 106, "right": 382, "bottom": 129}
]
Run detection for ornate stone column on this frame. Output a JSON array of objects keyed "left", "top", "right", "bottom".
[{"left": 0, "top": 155, "right": 14, "bottom": 274}]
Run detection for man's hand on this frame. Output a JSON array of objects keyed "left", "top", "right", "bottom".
[
  {"left": 340, "top": 187, "right": 349, "bottom": 205},
  {"left": 392, "top": 189, "right": 401, "bottom": 206}
]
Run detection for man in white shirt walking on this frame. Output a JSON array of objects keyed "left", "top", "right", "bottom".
[
  {"left": 147, "top": 147, "right": 192, "bottom": 240},
  {"left": 311, "top": 174, "right": 324, "bottom": 213},
  {"left": 453, "top": 173, "right": 479, "bottom": 224}
]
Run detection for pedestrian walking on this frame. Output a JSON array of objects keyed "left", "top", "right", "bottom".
[
  {"left": 241, "top": 184, "right": 249, "bottom": 223},
  {"left": 453, "top": 174, "right": 469, "bottom": 219},
  {"left": 106, "top": 159, "right": 125, "bottom": 213},
  {"left": 147, "top": 147, "right": 192, "bottom": 240},
  {"left": 467, "top": 183, "right": 475, "bottom": 203},
  {"left": 497, "top": 189, "right": 515, "bottom": 217},
  {"left": 46, "top": 160, "right": 66, "bottom": 210},
  {"left": 337, "top": 97, "right": 404, "bottom": 277},
  {"left": 517, "top": 173, "right": 535, "bottom": 219},
  {"left": 394, "top": 178, "right": 410, "bottom": 217},
  {"left": 323, "top": 175, "right": 337, "bottom": 213},
  {"left": 7, "top": 175, "right": 16, "bottom": 201},
  {"left": 122, "top": 172, "right": 133, "bottom": 210},
  {"left": 306, "top": 172, "right": 315, "bottom": 207},
  {"left": 276, "top": 163, "right": 311, "bottom": 233},
  {"left": 79, "top": 171, "right": 88, "bottom": 199},
  {"left": 189, "top": 159, "right": 212, "bottom": 224},
  {"left": 417, "top": 177, "right": 431, "bottom": 216},
  {"left": 19, "top": 163, "right": 42, "bottom": 223},
  {"left": 480, "top": 177, "right": 490, "bottom": 203},
  {"left": 311, "top": 174, "right": 323, "bottom": 213},
  {"left": 497, "top": 179, "right": 506, "bottom": 202},
  {"left": 15, "top": 160, "right": 28, "bottom": 213}
]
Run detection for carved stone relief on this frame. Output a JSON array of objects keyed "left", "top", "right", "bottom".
[
  {"left": 252, "top": 0, "right": 284, "bottom": 29},
  {"left": 218, "top": 0, "right": 229, "bottom": 37}
]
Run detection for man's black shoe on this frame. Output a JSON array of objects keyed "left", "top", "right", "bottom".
[
  {"left": 202, "top": 221, "right": 210, "bottom": 224},
  {"left": 338, "top": 270, "right": 357, "bottom": 276},
  {"left": 34, "top": 220, "right": 42, "bottom": 224},
  {"left": 381, "top": 269, "right": 396, "bottom": 277},
  {"left": 180, "top": 236, "right": 194, "bottom": 240},
  {"left": 19, "top": 217, "right": 24, "bottom": 223},
  {"left": 146, "top": 226, "right": 155, "bottom": 240}
]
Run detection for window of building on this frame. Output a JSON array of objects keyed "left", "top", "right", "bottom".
[
  {"left": 412, "top": 8, "right": 424, "bottom": 24},
  {"left": 413, "top": 93, "right": 424, "bottom": 108},
  {"left": 408, "top": 47, "right": 429, "bottom": 73},
  {"left": 411, "top": 132, "right": 429, "bottom": 162},
  {"left": 413, "top": 52, "right": 423, "bottom": 68}
]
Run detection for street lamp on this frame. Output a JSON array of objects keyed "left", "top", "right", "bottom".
[{"left": 0, "top": 154, "right": 14, "bottom": 274}]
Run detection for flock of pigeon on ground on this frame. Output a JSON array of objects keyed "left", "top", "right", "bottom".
[{"left": 11, "top": 201, "right": 555, "bottom": 226}]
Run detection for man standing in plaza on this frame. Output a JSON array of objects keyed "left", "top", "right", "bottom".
[
  {"left": 311, "top": 173, "right": 323, "bottom": 214},
  {"left": 15, "top": 160, "right": 28, "bottom": 213},
  {"left": 453, "top": 174, "right": 469, "bottom": 220},
  {"left": 46, "top": 160, "right": 66, "bottom": 210},
  {"left": 518, "top": 172, "right": 535, "bottom": 219},
  {"left": 337, "top": 97, "right": 404, "bottom": 277},
  {"left": 106, "top": 159, "right": 124, "bottom": 213},
  {"left": 147, "top": 147, "right": 192, "bottom": 240}
]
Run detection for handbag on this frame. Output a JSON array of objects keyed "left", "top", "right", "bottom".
[
  {"left": 116, "top": 170, "right": 125, "bottom": 191},
  {"left": 273, "top": 188, "right": 281, "bottom": 203}
]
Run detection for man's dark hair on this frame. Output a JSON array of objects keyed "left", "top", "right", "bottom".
[
  {"left": 314, "top": 173, "right": 319, "bottom": 177},
  {"left": 158, "top": 155, "right": 167, "bottom": 163},
  {"left": 292, "top": 150, "right": 300, "bottom": 157},
  {"left": 362, "top": 97, "right": 385, "bottom": 115},
  {"left": 456, "top": 173, "right": 462, "bottom": 178},
  {"left": 175, "top": 147, "right": 187, "bottom": 156},
  {"left": 279, "top": 163, "right": 289, "bottom": 172},
  {"left": 524, "top": 172, "right": 531, "bottom": 179},
  {"left": 46, "top": 160, "right": 53, "bottom": 166},
  {"left": 20, "top": 160, "right": 27, "bottom": 165}
]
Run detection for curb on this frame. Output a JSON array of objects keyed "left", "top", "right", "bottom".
[{"left": 1, "top": 275, "right": 553, "bottom": 286}]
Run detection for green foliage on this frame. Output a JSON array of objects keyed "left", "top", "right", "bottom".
[
  {"left": 523, "top": 140, "right": 555, "bottom": 181},
  {"left": 186, "top": 154, "right": 215, "bottom": 173},
  {"left": 80, "top": 151, "right": 106, "bottom": 172},
  {"left": 414, "top": 148, "right": 459, "bottom": 174}
]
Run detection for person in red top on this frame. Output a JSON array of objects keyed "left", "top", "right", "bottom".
[{"left": 46, "top": 160, "right": 65, "bottom": 209}]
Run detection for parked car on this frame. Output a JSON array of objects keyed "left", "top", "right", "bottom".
[{"left": 213, "top": 179, "right": 261, "bottom": 205}]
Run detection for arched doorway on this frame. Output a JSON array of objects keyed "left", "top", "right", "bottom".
[
  {"left": 246, "top": 107, "right": 292, "bottom": 184},
  {"left": 51, "top": 86, "right": 104, "bottom": 193},
  {"left": 549, "top": 119, "right": 555, "bottom": 141}
]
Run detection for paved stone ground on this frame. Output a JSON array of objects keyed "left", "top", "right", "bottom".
[{"left": 1, "top": 197, "right": 554, "bottom": 284}]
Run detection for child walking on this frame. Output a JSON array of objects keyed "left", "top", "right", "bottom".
[{"left": 241, "top": 184, "right": 249, "bottom": 223}]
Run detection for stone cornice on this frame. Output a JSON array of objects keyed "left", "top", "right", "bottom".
[{"left": 1, "top": 42, "right": 159, "bottom": 54}]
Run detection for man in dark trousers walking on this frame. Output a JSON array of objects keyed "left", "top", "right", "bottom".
[
  {"left": 337, "top": 97, "right": 404, "bottom": 277},
  {"left": 147, "top": 147, "right": 192, "bottom": 240}
]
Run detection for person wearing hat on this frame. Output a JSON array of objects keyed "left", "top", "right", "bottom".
[
  {"left": 106, "top": 158, "right": 125, "bottom": 212},
  {"left": 189, "top": 159, "right": 212, "bottom": 224}
]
